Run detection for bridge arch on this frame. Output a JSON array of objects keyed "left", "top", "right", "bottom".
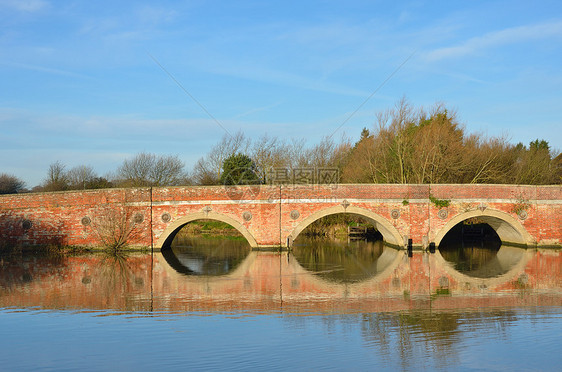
[
  {"left": 154, "top": 211, "right": 258, "bottom": 250},
  {"left": 433, "top": 208, "right": 533, "bottom": 247},
  {"left": 288, "top": 205, "right": 403, "bottom": 247}
]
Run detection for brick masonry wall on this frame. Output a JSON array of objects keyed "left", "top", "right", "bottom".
[
  {"left": 0, "top": 188, "right": 153, "bottom": 248},
  {"left": 0, "top": 184, "right": 560, "bottom": 249}
]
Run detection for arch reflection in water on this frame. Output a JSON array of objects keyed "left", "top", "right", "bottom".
[
  {"left": 438, "top": 222, "right": 525, "bottom": 278},
  {"left": 291, "top": 237, "right": 399, "bottom": 283},
  {"left": 163, "top": 236, "right": 251, "bottom": 276}
]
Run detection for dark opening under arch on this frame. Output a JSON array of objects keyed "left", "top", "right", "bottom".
[{"left": 434, "top": 209, "right": 532, "bottom": 248}]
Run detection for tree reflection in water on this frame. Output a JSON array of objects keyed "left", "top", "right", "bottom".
[
  {"left": 98, "top": 251, "right": 133, "bottom": 293},
  {"left": 282, "top": 308, "right": 522, "bottom": 370},
  {"left": 359, "top": 309, "right": 517, "bottom": 369},
  {"left": 291, "top": 237, "right": 386, "bottom": 283}
]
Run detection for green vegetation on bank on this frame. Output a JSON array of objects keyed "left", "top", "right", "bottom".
[
  {"left": 175, "top": 220, "right": 244, "bottom": 239},
  {"left": 301, "top": 214, "right": 381, "bottom": 239}
]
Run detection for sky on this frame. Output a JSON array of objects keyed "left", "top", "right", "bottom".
[{"left": 1, "top": 0, "right": 561, "bottom": 187}]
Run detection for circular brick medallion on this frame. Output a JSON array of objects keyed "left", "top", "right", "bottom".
[
  {"left": 133, "top": 213, "right": 144, "bottom": 224},
  {"left": 390, "top": 209, "right": 400, "bottom": 219},
  {"left": 81, "top": 216, "right": 91, "bottom": 226},
  {"left": 161, "top": 213, "right": 171, "bottom": 223},
  {"left": 517, "top": 210, "right": 528, "bottom": 220},
  {"left": 290, "top": 210, "right": 300, "bottom": 220},
  {"left": 22, "top": 219, "right": 32, "bottom": 230},
  {"left": 243, "top": 211, "right": 252, "bottom": 221},
  {"left": 438, "top": 209, "right": 448, "bottom": 219}
]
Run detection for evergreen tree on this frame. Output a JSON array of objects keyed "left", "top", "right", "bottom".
[{"left": 220, "top": 153, "right": 261, "bottom": 185}]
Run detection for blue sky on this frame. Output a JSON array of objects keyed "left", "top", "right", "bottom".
[{"left": 1, "top": 0, "right": 561, "bottom": 187}]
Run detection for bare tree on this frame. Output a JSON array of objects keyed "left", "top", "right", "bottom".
[
  {"left": 191, "top": 131, "right": 249, "bottom": 184},
  {"left": 90, "top": 205, "right": 141, "bottom": 251},
  {"left": 192, "top": 157, "right": 219, "bottom": 185},
  {"left": 0, "top": 173, "right": 26, "bottom": 194},
  {"left": 151, "top": 155, "right": 187, "bottom": 186},
  {"left": 250, "top": 134, "right": 291, "bottom": 181},
  {"left": 354, "top": 98, "right": 417, "bottom": 184},
  {"left": 116, "top": 152, "right": 188, "bottom": 187},
  {"left": 67, "top": 165, "right": 97, "bottom": 189},
  {"left": 306, "top": 135, "right": 351, "bottom": 170},
  {"left": 286, "top": 137, "right": 309, "bottom": 169},
  {"left": 42, "top": 161, "right": 69, "bottom": 191}
]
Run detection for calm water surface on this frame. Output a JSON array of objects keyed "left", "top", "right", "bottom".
[{"left": 1, "top": 237, "right": 561, "bottom": 371}]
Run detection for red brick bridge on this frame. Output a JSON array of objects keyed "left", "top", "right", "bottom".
[{"left": 0, "top": 184, "right": 560, "bottom": 249}]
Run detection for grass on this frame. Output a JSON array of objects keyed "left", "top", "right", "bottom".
[{"left": 175, "top": 219, "right": 243, "bottom": 238}]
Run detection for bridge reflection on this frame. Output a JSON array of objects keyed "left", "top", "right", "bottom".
[
  {"left": 1, "top": 243, "right": 560, "bottom": 314},
  {"left": 290, "top": 240, "right": 395, "bottom": 283},
  {"left": 163, "top": 236, "right": 250, "bottom": 276}
]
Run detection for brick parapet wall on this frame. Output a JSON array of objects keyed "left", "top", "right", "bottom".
[
  {"left": 0, "top": 188, "right": 152, "bottom": 247},
  {"left": 1, "top": 184, "right": 560, "bottom": 249}
]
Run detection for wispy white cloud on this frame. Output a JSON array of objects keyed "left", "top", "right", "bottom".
[
  {"left": 0, "top": 0, "right": 48, "bottom": 12},
  {"left": 430, "top": 69, "right": 489, "bottom": 84},
  {"left": 1, "top": 61, "right": 91, "bottom": 78},
  {"left": 0, "top": 108, "right": 240, "bottom": 144},
  {"left": 181, "top": 17, "right": 418, "bottom": 98},
  {"left": 192, "top": 56, "right": 372, "bottom": 97},
  {"left": 233, "top": 101, "right": 283, "bottom": 119},
  {"left": 278, "top": 21, "right": 370, "bottom": 47},
  {"left": 134, "top": 5, "right": 178, "bottom": 25},
  {"left": 77, "top": 4, "right": 178, "bottom": 43},
  {"left": 425, "top": 20, "right": 562, "bottom": 61}
]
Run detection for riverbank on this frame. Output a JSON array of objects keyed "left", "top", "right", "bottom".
[{"left": 174, "top": 220, "right": 244, "bottom": 239}]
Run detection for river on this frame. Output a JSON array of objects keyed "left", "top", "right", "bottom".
[{"left": 0, "top": 236, "right": 560, "bottom": 371}]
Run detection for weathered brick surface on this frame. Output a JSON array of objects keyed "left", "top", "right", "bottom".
[
  {"left": 0, "top": 189, "right": 152, "bottom": 248},
  {"left": 0, "top": 184, "right": 560, "bottom": 249}
]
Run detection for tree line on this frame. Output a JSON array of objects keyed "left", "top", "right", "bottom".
[
  {"left": 1, "top": 99, "right": 560, "bottom": 194},
  {"left": 342, "top": 99, "right": 561, "bottom": 185}
]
